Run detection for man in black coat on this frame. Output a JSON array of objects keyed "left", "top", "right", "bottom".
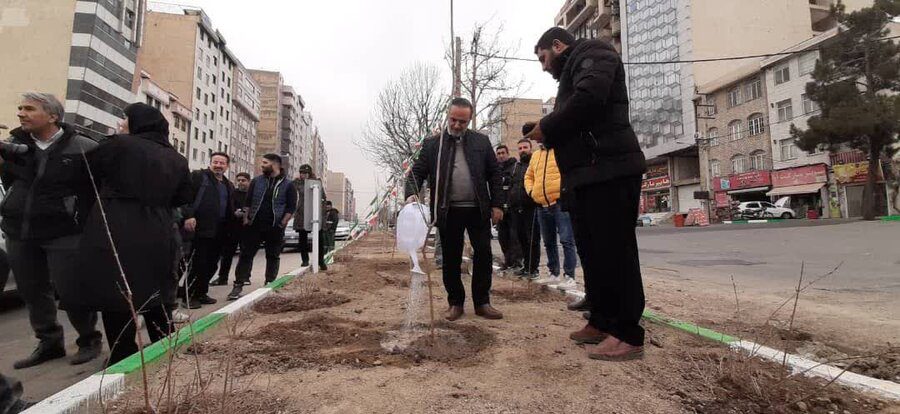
[
  {"left": 525, "top": 28, "right": 648, "bottom": 361},
  {"left": 213, "top": 171, "right": 251, "bottom": 286},
  {"left": 493, "top": 144, "right": 521, "bottom": 271},
  {"left": 510, "top": 138, "right": 541, "bottom": 278},
  {"left": 181, "top": 152, "right": 234, "bottom": 308},
  {"left": 0, "top": 93, "right": 102, "bottom": 368},
  {"left": 405, "top": 97, "right": 505, "bottom": 321}
]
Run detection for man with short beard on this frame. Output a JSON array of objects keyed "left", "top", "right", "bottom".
[
  {"left": 213, "top": 171, "right": 251, "bottom": 286},
  {"left": 228, "top": 154, "right": 296, "bottom": 300},
  {"left": 181, "top": 152, "right": 234, "bottom": 308},
  {"left": 405, "top": 97, "right": 505, "bottom": 321},
  {"left": 525, "top": 27, "right": 648, "bottom": 361},
  {"left": 493, "top": 144, "right": 521, "bottom": 272}
]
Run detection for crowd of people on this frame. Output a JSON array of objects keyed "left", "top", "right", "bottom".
[
  {"left": 408, "top": 27, "right": 647, "bottom": 361},
  {"left": 0, "top": 94, "right": 341, "bottom": 379}
]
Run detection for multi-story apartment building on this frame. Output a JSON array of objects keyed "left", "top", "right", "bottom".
[
  {"left": 0, "top": 0, "right": 146, "bottom": 138},
  {"left": 312, "top": 129, "right": 329, "bottom": 188},
  {"left": 138, "top": 4, "right": 237, "bottom": 170},
  {"left": 326, "top": 171, "right": 356, "bottom": 222},
  {"left": 135, "top": 71, "right": 192, "bottom": 159},
  {"left": 555, "top": 0, "right": 623, "bottom": 51},
  {"left": 487, "top": 98, "right": 544, "bottom": 152},
  {"left": 280, "top": 86, "right": 306, "bottom": 177},
  {"left": 230, "top": 62, "right": 261, "bottom": 178},
  {"left": 249, "top": 70, "right": 285, "bottom": 172}
]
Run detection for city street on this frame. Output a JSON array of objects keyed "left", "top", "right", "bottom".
[{"left": 0, "top": 249, "right": 308, "bottom": 403}]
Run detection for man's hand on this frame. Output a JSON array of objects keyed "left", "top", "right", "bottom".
[
  {"left": 491, "top": 207, "right": 504, "bottom": 225},
  {"left": 524, "top": 121, "right": 545, "bottom": 142},
  {"left": 183, "top": 218, "right": 197, "bottom": 232},
  {"left": 405, "top": 195, "right": 418, "bottom": 205}
]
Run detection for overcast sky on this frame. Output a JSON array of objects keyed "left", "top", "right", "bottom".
[{"left": 162, "top": 0, "right": 561, "bottom": 217}]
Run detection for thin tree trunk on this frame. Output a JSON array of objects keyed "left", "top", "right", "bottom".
[{"left": 863, "top": 143, "right": 882, "bottom": 221}]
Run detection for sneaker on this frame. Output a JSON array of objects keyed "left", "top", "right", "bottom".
[
  {"left": 227, "top": 286, "right": 243, "bottom": 301},
  {"left": 172, "top": 310, "right": 191, "bottom": 324},
  {"left": 555, "top": 277, "right": 577, "bottom": 290},
  {"left": 522, "top": 271, "right": 540, "bottom": 281},
  {"left": 196, "top": 295, "right": 217, "bottom": 305},
  {"left": 535, "top": 275, "right": 560, "bottom": 285},
  {"left": 514, "top": 268, "right": 527, "bottom": 277}
]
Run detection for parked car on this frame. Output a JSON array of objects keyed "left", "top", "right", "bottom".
[
  {"left": 283, "top": 218, "right": 313, "bottom": 251},
  {"left": 334, "top": 220, "right": 352, "bottom": 241},
  {"left": 737, "top": 197, "right": 795, "bottom": 219}
]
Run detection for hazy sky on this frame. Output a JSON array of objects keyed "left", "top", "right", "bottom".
[{"left": 162, "top": 0, "right": 561, "bottom": 217}]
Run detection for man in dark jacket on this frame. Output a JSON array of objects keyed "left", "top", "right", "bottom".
[
  {"left": 291, "top": 164, "right": 315, "bottom": 267},
  {"left": 493, "top": 145, "right": 521, "bottom": 272},
  {"left": 0, "top": 93, "right": 102, "bottom": 368},
  {"left": 181, "top": 152, "right": 234, "bottom": 308},
  {"left": 510, "top": 138, "right": 541, "bottom": 279},
  {"left": 214, "top": 172, "right": 251, "bottom": 286},
  {"left": 228, "top": 154, "right": 297, "bottom": 300},
  {"left": 526, "top": 28, "right": 648, "bottom": 361},
  {"left": 405, "top": 97, "right": 505, "bottom": 321},
  {"left": 318, "top": 200, "right": 340, "bottom": 270}
]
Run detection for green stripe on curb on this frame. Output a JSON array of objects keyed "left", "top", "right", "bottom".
[
  {"left": 104, "top": 312, "right": 226, "bottom": 374},
  {"left": 266, "top": 274, "right": 297, "bottom": 290},
  {"left": 881, "top": 215, "right": 900, "bottom": 222},
  {"left": 642, "top": 309, "right": 739, "bottom": 344}
]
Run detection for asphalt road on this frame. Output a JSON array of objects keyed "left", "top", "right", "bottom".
[{"left": 0, "top": 248, "right": 309, "bottom": 403}]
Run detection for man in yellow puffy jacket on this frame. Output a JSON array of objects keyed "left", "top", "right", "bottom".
[{"left": 524, "top": 145, "right": 578, "bottom": 289}]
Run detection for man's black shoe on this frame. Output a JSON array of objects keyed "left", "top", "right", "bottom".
[
  {"left": 14, "top": 345, "right": 66, "bottom": 369},
  {"left": 210, "top": 278, "right": 228, "bottom": 286},
  {"left": 196, "top": 295, "right": 217, "bottom": 305},
  {"left": 319, "top": 263, "right": 328, "bottom": 271},
  {"left": 301, "top": 261, "right": 310, "bottom": 267},
  {"left": 70, "top": 340, "right": 102, "bottom": 365},
  {"left": 567, "top": 297, "right": 591, "bottom": 312},
  {"left": 181, "top": 299, "right": 201, "bottom": 309},
  {"left": 227, "top": 286, "right": 243, "bottom": 301}
]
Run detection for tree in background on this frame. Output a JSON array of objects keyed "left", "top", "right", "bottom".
[
  {"left": 792, "top": 0, "right": 900, "bottom": 220},
  {"left": 357, "top": 63, "right": 447, "bottom": 178}
]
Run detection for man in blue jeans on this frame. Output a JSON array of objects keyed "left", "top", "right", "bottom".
[{"left": 524, "top": 145, "right": 577, "bottom": 288}]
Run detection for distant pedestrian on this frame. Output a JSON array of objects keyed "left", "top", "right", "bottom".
[
  {"left": 228, "top": 154, "right": 297, "bottom": 300},
  {"left": 0, "top": 372, "right": 30, "bottom": 413},
  {"left": 0, "top": 92, "right": 103, "bottom": 368},
  {"left": 319, "top": 200, "right": 340, "bottom": 270},
  {"left": 291, "top": 164, "right": 316, "bottom": 267},
  {"left": 527, "top": 28, "right": 647, "bottom": 361},
  {"left": 510, "top": 137, "right": 542, "bottom": 279},
  {"left": 214, "top": 172, "right": 251, "bottom": 285},
  {"left": 405, "top": 97, "right": 505, "bottom": 321},
  {"left": 525, "top": 145, "right": 578, "bottom": 289},
  {"left": 77, "top": 102, "right": 193, "bottom": 364},
  {"left": 180, "top": 152, "right": 235, "bottom": 308},
  {"left": 494, "top": 144, "right": 522, "bottom": 272}
]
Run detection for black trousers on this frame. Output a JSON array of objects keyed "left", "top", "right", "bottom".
[
  {"left": 6, "top": 235, "right": 101, "bottom": 349},
  {"left": 101, "top": 306, "right": 172, "bottom": 365},
  {"left": 572, "top": 177, "right": 645, "bottom": 346},
  {"left": 496, "top": 211, "right": 521, "bottom": 268},
  {"left": 186, "top": 228, "right": 225, "bottom": 298},
  {"left": 296, "top": 229, "right": 310, "bottom": 265},
  {"left": 235, "top": 224, "right": 285, "bottom": 285},
  {"left": 217, "top": 229, "right": 243, "bottom": 282},
  {"left": 514, "top": 206, "right": 541, "bottom": 273},
  {"left": 440, "top": 207, "right": 493, "bottom": 307}
]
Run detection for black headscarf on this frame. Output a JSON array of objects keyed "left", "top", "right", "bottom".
[{"left": 123, "top": 103, "right": 170, "bottom": 144}]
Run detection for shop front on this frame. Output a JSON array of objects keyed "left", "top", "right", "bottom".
[
  {"left": 712, "top": 170, "right": 772, "bottom": 219},
  {"left": 767, "top": 164, "right": 829, "bottom": 219},
  {"left": 832, "top": 160, "right": 889, "bottom": 218},
  {"left": 640, "top": 163, "right": 671, "bottom": 214}
]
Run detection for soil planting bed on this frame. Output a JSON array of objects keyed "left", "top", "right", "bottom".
[
  {"left": 492, "top": 283, "right": 566, "bottom": 303},
  {"left": 252, "top": 290, "right": 351, "bottom": 314}
]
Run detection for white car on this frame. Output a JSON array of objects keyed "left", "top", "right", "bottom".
[
  {"left": 738, "top": 197, "right": 795, "bottom": 219},
  {"left": 334, "top": 220, "right": 353, "bottom": 241}
]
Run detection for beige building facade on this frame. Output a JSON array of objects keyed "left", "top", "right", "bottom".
[
  {"left": 280, "top": 86, "right": 305, "bottom": 177},
  {"left": 488, "top": 98, "right": 544, "bottom": 155},
  {"left": 326, "top": 171, "right": 356, "bottom": 222},
  {"left": 230, "top": 62, "right": 261, "bottom": 178},
  {"left": 135, "top": 72, "right": 192, "bottom": 160},
  {"left": 249, "top": 70, "right": 285, "bottom": 173}
]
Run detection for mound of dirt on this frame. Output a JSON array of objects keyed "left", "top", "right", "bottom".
[
  {"left": 252, "top": 290, "right": 350, "bottom": 314},
  {"left": 492, "top": 284, "right": 566, "bottom": 303},
  {"left": 109, "top": 390, "right": 288, "bottom": 414}
]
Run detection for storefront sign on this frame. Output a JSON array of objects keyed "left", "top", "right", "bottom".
[
  {"left": 833, "top": 161, "right": 883, "bottom": 184},
  {"left": 772, "top": 164, "right": 827, "bottom": 187},
  {"left": 642, "top": 175, "right": 671, "bottom": 190},
  {"left": 715, "top": 192, "right": 730, "bottom": 208},
  {"left": 713, "top": 170, "right": 772, "bottom": 192},
  {"left": 646, "top": 163, "right": 669, "bottom": 179}
]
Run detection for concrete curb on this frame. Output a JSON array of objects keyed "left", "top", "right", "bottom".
[
  {"left": 503, "top": 273, "right": 900, "bottom": 401},
  {"left": 723, "top": 219, "right": 786, "bottom": 224},
  {"left": 26, "top": 239, "right": 359, "bottom": 413}
]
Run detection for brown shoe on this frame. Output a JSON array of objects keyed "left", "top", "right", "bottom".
[
  {"left": 569, "top": 324, "right": 608, "bottom": 344},
  {"left": 443, "top": 306, "right": 464, "bottom": 321},
  {"left": 586, "top": 336, "right": 644, "bottom": 361},
  {"left": 474, "top": 304, "right": 503, "bottom": 320}
]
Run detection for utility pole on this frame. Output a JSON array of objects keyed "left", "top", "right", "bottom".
[
  {"left": 451, "top": 0, "right": 461, "bottom": 98},
  {"left": 470, "top": 32, "right": 478, "bottom": 130}
]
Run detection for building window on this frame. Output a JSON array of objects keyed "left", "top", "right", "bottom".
[
  {"left": 197, "top": 67, "right": 202, "bottom": 80},
  {"left": 728, "top": 120, "right": 743, "bottom": 141},
  {"left": 196, "top": 88, "right": 201, "bottom": 99},
  {"left": 727, "top": 87, "right": 742, "bottom": 108},
  {"left": 710, "top": 160, "right": 720, "bottom": 177},
  {"left": 202, "top": 131, "right": 207, "bottom": 143},
  {"left": 204, "top": 94, "right": 209, "bottom": 105},
  {"left": 749, "top": 150, "right": 766, "bottom": 171},
  {"left": 731, "top": 155, "right": 746, "bottom": 174},
  {"left": 201, "top": 152, "right": 206, "bottom": 163},
  {"left": 195, "top": 108, "right": 200, "bottom": 121},
  {"left": 194, "top": 127, "right": 199, "bottom": 140},
  {"left": 124, "top": 9, "right": 135, "bottom": 29},
  {"left": 744, "top": 77, "right": 762, "bottom": 101},
  {"left": 192, "top": 148, "right": 198, "bottom": 160},
  {"left": 780, "top": 139, "right": 798, "bottom": 160},
  {"left": 799, "top": 52, "right": 817, "bottom": 76},
  {"left": 707, "top": 127, "right": 719, "bottom": 146},
  {"left": 774, "top": 65, "right": 791, "bottom": 85},
  {"left": 747, "top": 113, "right": 765, "bottom": 136},
  {"left": 212, "top": 75, "right": 217, "bottom": 85},
  {"left": 776, "top": 99, "right": 793, "bottom": 122},
  {"left": 801, "top": 94, "right": 819, "bottom": 114}
]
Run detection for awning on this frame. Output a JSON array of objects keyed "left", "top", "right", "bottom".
[
  {"left": 766, "top": 182, "right": 825, "bottom": 197},
  {"left": 726, "top": 186, "right": 770, "bottom": 195}
]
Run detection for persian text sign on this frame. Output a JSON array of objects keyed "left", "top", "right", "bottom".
[
  {"left": 713, "top": 170, "right": 771, "bottom": 192},
  {"left": 772, "top": 164, "right": 827, "bottom": 187},
  {"left": 642, "top": 175, "right": 671, "bottom": 190}
]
